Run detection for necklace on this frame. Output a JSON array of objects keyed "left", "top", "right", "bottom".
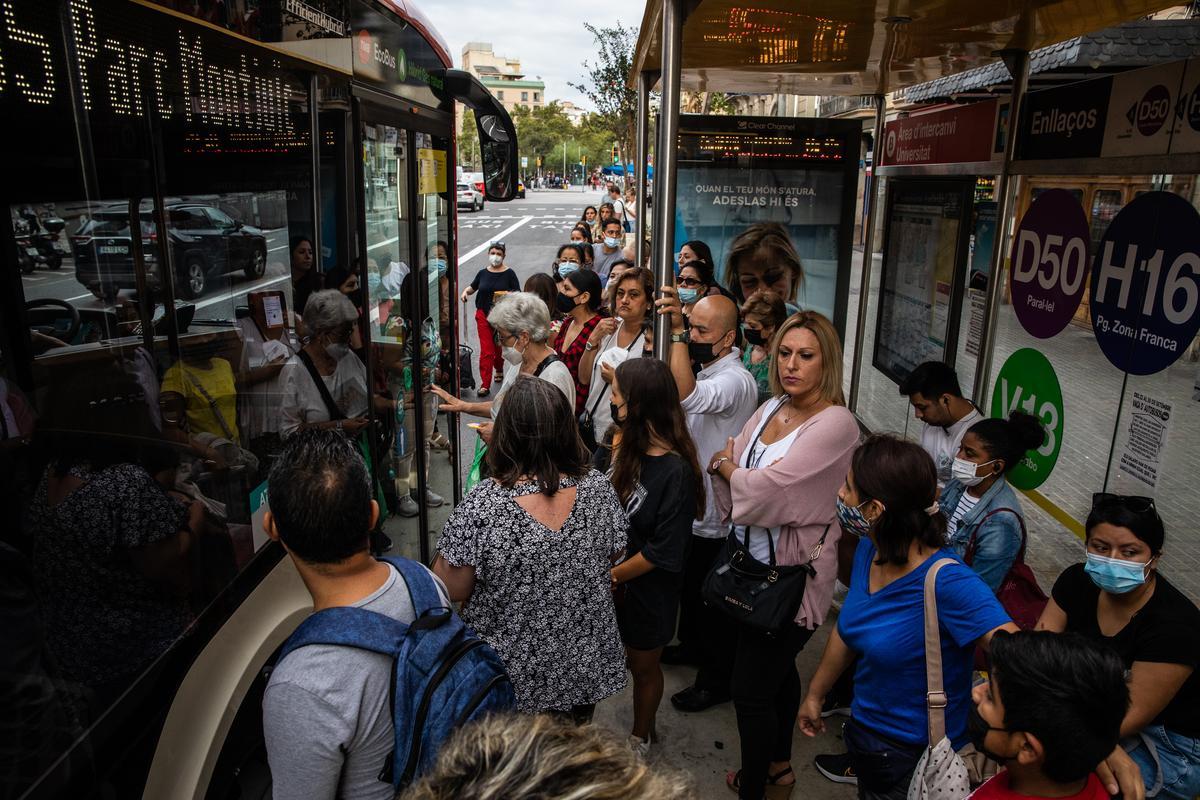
[{"left": 779, "top": 395, "right": 822, "bottom": 425}]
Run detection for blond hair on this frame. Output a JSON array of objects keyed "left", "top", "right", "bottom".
[
  {"left": 402, "top": 713, "right": 695, "bottom": 800},
  {"left": 767, "top": 310, "right": 845, "bottom": 405}
]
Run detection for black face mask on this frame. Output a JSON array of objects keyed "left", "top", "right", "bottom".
[
  {"left": 743, "top": 327, "right": 767, "bottom": 347},
  {"left": 688, "top": 338, "right": 720, "bottom": 366},
  {"left": 966, "top": 705, "right": 1012, "bottom": 763},
  {"left": 610, "top": 402, "right": 625, "bottom": 424},
  {"left": 556, "top": 293, "right": 578, "bottom": 315}
]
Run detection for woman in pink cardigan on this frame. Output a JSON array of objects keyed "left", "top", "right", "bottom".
[{"left": 707, "top": 311, "right": 860, "bottom": 800}]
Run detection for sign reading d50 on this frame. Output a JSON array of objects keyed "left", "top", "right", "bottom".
[
  {"left": 990, "top": 348, "right": 1064, "bottom": 491},
  {"left": 1010, "top": 189, "right": 1091, "bottom": 339}
]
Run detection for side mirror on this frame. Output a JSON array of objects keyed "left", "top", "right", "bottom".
[
  {"left": 434, "top": 69, "right": 519, "bottom": 202},
  {"left": 475, "top": 113, "right": 517, "bottom": 201}
]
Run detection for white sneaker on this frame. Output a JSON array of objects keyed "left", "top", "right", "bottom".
[{"left": 628, "top": 734, "right": 652, "bottom": 759}]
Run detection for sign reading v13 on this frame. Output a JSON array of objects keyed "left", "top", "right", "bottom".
[
  {"left": 1090, "top": 192, "right": 1200, "bottom": 375},
  {"left": 990, "top": 348, "right": 1064, "bottom": 490},
  {"left": 1010, "top": 189, "right": 1091, "bottom": 338}
]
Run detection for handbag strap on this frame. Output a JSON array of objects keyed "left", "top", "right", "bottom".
[
  {"left": 963, "top": 507, "right": 1028, "bottom": 566},
  {"left": 923, "top": 557, "right": 958, "bottom": 745},
  {"left": 297, "top": 349, "right": 346, "bottom": 421}
]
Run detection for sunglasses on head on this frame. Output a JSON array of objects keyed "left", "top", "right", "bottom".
[
  {"left": 490, "top": 240, "right": 505, "bottom": 248},
  {"left": 1091, "top": 492, "right": 1156, "bottom": 514}
]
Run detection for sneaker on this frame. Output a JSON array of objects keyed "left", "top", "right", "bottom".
[
  {"left": 814, "top": 752, "right": 857, "bottom": 785},
  {"left": 419, "top": 488, "right": 444, "bottom": 508},
  {"left": 628, "top": 734, "right": 652, "bottom": 759},
  {"left": 476, "top": 387, "right": 490, "bottom": 398},
  {"left": 397, "top": 494, "right": 420, "bottom": 518},
  {"left": 821, "top": 694, "right": 851, "bottom": 718}
]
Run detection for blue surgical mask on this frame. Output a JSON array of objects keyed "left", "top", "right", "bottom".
[
  {"left": 1084, "top": 551, "right": 1153, "bottom": 594},
  {"left": 558, "top": 262, "right": 580, "bottom": 278},
  {"left": 835, "top": 497, "right": 874, "bottom": 538},
  {"left": 604, "top": 236, "right": 622, "bottom": 249},
  {"left": 430, "top": 257, "right": 448, "bottom": 276},
  {"left": 677, "top": 287, "right": 700, "bottom": 305}
]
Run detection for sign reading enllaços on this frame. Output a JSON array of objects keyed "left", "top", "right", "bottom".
[{"left": 1019, "top": 58, "right": 1199, "bottom": 160}]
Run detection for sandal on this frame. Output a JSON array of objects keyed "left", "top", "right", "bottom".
[{"left": 726, "top": 767, "right": 796, "bottom": 800}]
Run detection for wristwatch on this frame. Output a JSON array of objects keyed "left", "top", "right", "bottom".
[
  {"left": 584, "top": 341, "right": 598, "bottom": 351},
  {"left": 336, "top": 420, "right": 344, "bottom": 431},
  {"left": 670, "top": 330, "right": 689, "bottom": 344},
  {"left": 709, "top": 456, "right": 730, "bottom": 474}
]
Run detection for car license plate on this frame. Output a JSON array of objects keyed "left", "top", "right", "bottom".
[{"left": 98, "top": 245, "right": 128, "bottom": 254}]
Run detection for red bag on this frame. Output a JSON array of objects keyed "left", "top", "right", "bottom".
[{"left": 964, "top": 508, "right": 1047, "bottom": 630}]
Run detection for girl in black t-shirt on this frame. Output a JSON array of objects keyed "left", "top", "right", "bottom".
[
  {"left": 460, "top": 242, "right": 520, "bottom": 397},
  {"left": 602, "top": 358, "right": 706, "bottom": 757},
  {"left": 1037, "top": 494, "right": 1200, "bottom": 799}
]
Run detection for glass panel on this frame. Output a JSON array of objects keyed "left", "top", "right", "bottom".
[
  {"left": 2, "top": 1, "right": 314, "bottom": 792},
  {"left": 413, "top": 132, "right": 456, "bottom": 555},
  {"left": 363, "top": 123, "right": 420, "bottom": 559},
  {"left": 1102, "top": 176, "right": 1200, "bottom": 601}
]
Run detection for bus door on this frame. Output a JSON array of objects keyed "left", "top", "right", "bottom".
[{"left": 354, "top": 97, "right": 458, "bottom": 565}]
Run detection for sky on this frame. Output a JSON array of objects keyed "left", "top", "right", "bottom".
[{"left": 416, "top": 0, "right": 647, "bottom": 110}]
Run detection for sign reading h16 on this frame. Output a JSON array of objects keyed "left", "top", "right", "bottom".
[
  {"left": 1090, "top": 192, "right": 1200, "bottom": 375},
  {"left": 1010, "top": 189, "right": 1091, "bottom": 339}
]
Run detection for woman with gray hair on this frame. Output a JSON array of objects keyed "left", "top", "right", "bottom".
[
  {"left": 280, "top": 290, "right": 370, "bottom": 437},
  {"left": 433, "top": 292, "right": 574, "bottom": 439}
]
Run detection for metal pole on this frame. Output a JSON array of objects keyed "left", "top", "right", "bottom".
[
  {"left": 653, "top": 0, "right": 684, "bottom": 360},
  {"left": 848, "top": 95, "right": 887, "bottom": 412},
  {"left": 634, "top": 71, "right": 652, "bottom": 269},
  {"left": 971, "top": 49, "right": 1030, "bottom": 408},
  {"left": 309, "top": 75, "right": 323, "bottom": 278}
]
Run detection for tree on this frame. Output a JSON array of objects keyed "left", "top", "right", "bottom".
[
  {"left": 569, "top": 22, "right": 638, "bottom": 167},
  {"left": 458, "top": 109, "right": 480, "bottom": 171}
]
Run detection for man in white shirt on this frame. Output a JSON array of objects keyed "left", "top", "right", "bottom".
[
  {"left": 898, "top": 361, "right": 982, "bottom": 488},
  {"left": 607, "top": 183, "right": 625, "bottom": 221},
  {"left": 655, "top": 289, "right": 758, "bottom": 712}
]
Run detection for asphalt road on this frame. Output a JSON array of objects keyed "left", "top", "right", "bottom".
[{"left": 451, "top": 186, "right": 606, "bottom": 378}]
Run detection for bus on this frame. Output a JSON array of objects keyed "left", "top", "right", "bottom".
[{"left": 0, "top": 1, "right": 516, "bottom": 797}]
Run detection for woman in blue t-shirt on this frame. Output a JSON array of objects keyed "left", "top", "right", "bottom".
[{"left": 797, "top": 434, "right": 1016, "bottom": 800}]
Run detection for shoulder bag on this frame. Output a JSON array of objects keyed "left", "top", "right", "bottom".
[
  {"left": 701, "top": 400, "right": 830, "bottom": 635},
  {"left": 963, "top": 508, "right": 1047, "bottom": 630},
  {"left": 907, "top": 559, "right": 996, "bottom": 800}
]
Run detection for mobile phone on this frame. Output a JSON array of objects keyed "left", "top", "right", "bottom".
[{"left": 467, "top": 422, "right": 484, "bottom": 430}]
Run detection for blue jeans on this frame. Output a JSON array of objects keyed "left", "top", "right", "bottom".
[{"left": 1125, "top": 724, "right": 1200, "bottom": 799}]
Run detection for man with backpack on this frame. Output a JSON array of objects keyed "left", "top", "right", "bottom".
[{"left": 262, "top": 429, "right": 512, "bottom": 799}]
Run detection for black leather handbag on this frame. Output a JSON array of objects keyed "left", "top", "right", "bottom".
[{"left": 701, "top": 522, "right": 829, "bottom": 634}]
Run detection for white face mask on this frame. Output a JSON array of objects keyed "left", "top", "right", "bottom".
[
  {"left": 325, "top": 342, "right": 350, "bottom": 361},
  {"left": 488, "top": 254, "right": 503, "bottom": 267},
  {"left": 501, "top": 344, "right": 524, "bottom": 366},
  {"left": 604, "top": 236, "right": 621, "bottom": 249},
  {"left": 951, "top": 456, "right": 998, "bottom": 487}
]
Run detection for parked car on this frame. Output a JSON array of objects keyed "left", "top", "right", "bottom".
[
  {"left": 457, "top": 182, "right": 484, "bottom": 212},
  {"left": 73, "top": 203, "right": 267, "bottom": 299}
]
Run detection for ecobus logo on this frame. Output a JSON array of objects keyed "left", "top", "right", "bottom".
[{"left": 1126, "top": 84, "right": 1171, "bottom": 136}]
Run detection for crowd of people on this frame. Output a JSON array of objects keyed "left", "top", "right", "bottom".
[{"left": 253, "top": 203, "right": 1200, "bottom": 800}]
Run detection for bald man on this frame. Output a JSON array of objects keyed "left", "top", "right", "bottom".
[{"left": 654, "top": 287, "right": 758, "bottom": 711}]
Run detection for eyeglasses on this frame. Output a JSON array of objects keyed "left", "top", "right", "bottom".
[{"left": 1091, "top": 492, "right": 1156, "bottom": 514}]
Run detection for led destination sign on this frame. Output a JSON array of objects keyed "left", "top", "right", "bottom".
[{"left": 1, "top": 0, "right": 300, "bottom": 134}]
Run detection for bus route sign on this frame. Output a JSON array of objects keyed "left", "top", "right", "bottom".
[
  {"left": 990, "top": 348, "right": 1065, "bottom": 490},
  {"left": 1090, "top": 191, "right": 1200, "bottom": 375}
]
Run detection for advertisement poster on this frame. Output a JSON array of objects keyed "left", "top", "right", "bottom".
[
  {"left": 964, "top": 202, "right": 996, "bottom": 358},
  {"left": 673, "top": 115, "right": 861, "bottom": 330},
  {"left": 873, "top": 179, "right": 972, "bottom": 383},
  {"left": 1114, "top": 391, "right": 1173, "bottom": 491},
  {"left": 674, "top": 165, "right": 845, "bottom": 320}
]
